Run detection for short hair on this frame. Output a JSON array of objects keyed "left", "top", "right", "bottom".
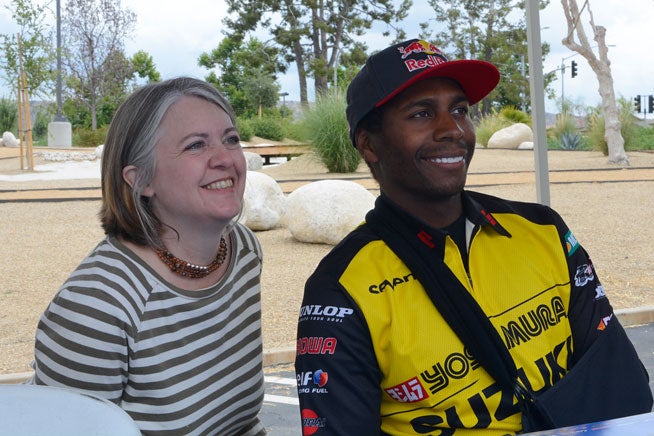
[
  {"left": 99, "top": 77, "right": 237, "bottom": 248},
  {"left": 355, "top": 107, "right": 385, "bottom": 179}
]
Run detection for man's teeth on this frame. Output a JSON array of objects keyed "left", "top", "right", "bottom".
[
  {"left": 204, "top": 179, "right": 233, "bottom": 189},
  {"left": 429, "top": 156, "right": 464, "bottom": 164}
]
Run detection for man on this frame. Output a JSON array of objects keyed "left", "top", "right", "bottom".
[{"left": 295, "top": 39, "right": 652, "bottom": 435}]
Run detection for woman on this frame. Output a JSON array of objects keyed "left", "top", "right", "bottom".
[{"left": 30, "top": 77, "right": 266, "bottom": 435}]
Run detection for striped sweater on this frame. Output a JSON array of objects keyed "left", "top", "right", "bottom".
[{"left": 30, "top": 223, "right": 266, "bottom": 435}]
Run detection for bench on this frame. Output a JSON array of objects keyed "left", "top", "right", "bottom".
[{"left": 242, "top": 144, "right": 311, "bottom": 165}]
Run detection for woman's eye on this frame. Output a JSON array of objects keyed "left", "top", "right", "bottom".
[
  {"left": 185, "top": 140, "right": 205, "bottom": 151},
  {"left": 453, "top": 106, "right": 469, "bottom": 116},
  {"left": 224, "top": 135, "right": 241, "bottom": 149}
]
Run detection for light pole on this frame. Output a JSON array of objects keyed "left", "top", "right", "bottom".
[
  {"left": 279, "top": 92, "right": 289, "bottom": 118},
  {"left": 553, "top": 45, "right": 615, "bottom": 113},
  {"left": 48, "top": 0, "right": 72, "bottom": 147},
  {"left": 55, "top": 0, "right": 64, "bottom": 121}
]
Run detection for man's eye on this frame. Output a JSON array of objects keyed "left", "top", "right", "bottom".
[
  {"left": 412, "top": 110, "right": 431, "bottom": 118},
  {"left": 224, "top": 135, "right": 241, "bottom": 149}
]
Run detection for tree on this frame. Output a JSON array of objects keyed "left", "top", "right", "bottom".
[
  {"left": 199, "top": 36, "right": 285, "bottom": 117},
  {"left": 0, "top": 0, "right": 56, "bottom": 99},
  {"left": 560, "top": 0, "right": 628, "bottom": 165},
  {"left": 61, "top": 0, "right": 136, "bottom": 130},
  {"left": 420, "top": 0, "right": 551, "bottom": 117},
  {"left": 131, "top": 50, "right": 161, "bottom": 84},
  {"left": 222, "top": 0, "right": 411, "bottom": 105}
]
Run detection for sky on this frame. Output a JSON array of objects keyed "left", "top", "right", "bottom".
[{"left": 0, "top": 0, "right": 652, "bottom": 115}]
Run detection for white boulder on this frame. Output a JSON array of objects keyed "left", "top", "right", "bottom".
[
  {"left": 244, "top": 151, "right": 263, "bottom": 170},
  {"left": 2, "top": 131, "right": 19, "bottom": 147},
  {"left": 242, "top": 171, "right": 286, "bottom": 231},
  {"left": 487, "top": 123, "right": 533, "bottom": 149},
  {"left": 518, "top": 141, "right": 534, "bottom": 150},
  {"left": 95, "top": 144, "right": 104, "bottom": 159},
  {"left": 283, "top": 179, "right": 376, "bottom": 245}
]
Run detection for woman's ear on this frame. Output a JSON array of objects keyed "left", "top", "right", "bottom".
[
  {"left": 123, "top": 165, "right": 154, "bottom": 197},
  {"left": 356, "top": 129, "right": 379, "bottom": 164}
]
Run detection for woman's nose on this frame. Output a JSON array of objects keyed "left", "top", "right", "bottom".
[{"left": 208, "top": 143, "right": 233, "bottom": 167}]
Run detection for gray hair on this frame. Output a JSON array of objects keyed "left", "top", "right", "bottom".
[{"left": 100, "top": 77, "right": 237, "bottom": 247}]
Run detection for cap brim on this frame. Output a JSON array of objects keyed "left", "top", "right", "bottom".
[{"left": 376, "top": 59, "right": 500, "bottom": 108}]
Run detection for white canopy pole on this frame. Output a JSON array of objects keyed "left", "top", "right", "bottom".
[{"left": 525, "top": 0, "right": 551, "bottom": 206}]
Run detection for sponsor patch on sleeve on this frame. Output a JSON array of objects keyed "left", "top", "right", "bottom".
[{"left": 565, "top": 230, "right": 580, "bottom": 257}]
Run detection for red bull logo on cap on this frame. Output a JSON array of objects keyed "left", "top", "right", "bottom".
[
  {"left": 397, "top": 40, "right": 448, "bottom": 73},
  {"left": 397, "top": 40, "right": 445, "bottom": 59}
]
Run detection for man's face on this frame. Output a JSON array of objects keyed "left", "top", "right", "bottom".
[{"left": 358, "top": 77, "right": 476, "bottom": 212}]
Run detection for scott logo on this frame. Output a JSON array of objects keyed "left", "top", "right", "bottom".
[{"left": 369, "top": 273, "right": 414, "bottom": 294}]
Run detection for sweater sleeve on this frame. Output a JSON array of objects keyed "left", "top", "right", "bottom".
[
  {"left": 295, "top": 267, "right": 384, "bottom": 435},
  {"left": 31, "top": 282, "right": 132, "bottom": 403}
]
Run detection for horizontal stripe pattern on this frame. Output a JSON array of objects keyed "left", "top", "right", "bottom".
[{"left": 31, "top": 223, "right": 265, "bottom": 435}]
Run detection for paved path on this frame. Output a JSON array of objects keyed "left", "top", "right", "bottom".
[{"left": 2, "top": 164, "right": 654, "bottom": 200}]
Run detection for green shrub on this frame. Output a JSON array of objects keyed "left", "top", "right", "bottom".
[
  {"left": 280, "top": 118, "right": 308, "bottom": 142},
  {"left": 32, "top": 107, "right": 53, "bottom": 141},
  {"left": 302, "top": 89, "right": 360, "bottom": 173},
  {"left": 628, "top": 125, "right": 654, "bottom": 150},
  {"left": 498, "top": 106, "right": 531, "bottom": 126},
  {"left": 73, "top": 126, "right": 108, "bottom": 148},
  {"left": 586, "top": 98, "right": 639, "bottom": 154},
  {"left": 549, "top": 112, "right": 585, "bottom": 150},
  {"left": 236, "top": 117, "right": 254, "bottom": 142},
  {"left": 474, "top": 111, "right": 512, "bottom": 147},
  {"left": 0, "top": 97, "right": 17, "bottom": 133},
  {"left": 249, "top": 117, "right": 285, "bottom": 141}
]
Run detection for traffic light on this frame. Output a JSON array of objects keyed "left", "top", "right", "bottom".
[
  {"left": 634, "top": 96, "right": 641, "bottom": 113},
  {"left": 571, "top": 60, "right": 578, "bottom": 78},
  {"left": 649, "top": 95, "right": 654, "bottom": 113}
]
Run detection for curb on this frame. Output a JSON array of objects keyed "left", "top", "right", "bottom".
[
  {"left": 2, "top": 306, "right": 652, "bottom": 385},
  {"left": 615, "top": 305, "right": 654, "bottom": 327}
]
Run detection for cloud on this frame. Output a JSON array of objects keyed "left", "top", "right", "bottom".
[{"left": 0, "top": 0, "right": 651, "bottom": 115}]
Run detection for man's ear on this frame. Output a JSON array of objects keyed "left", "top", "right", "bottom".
[
  {"left": 356, "top": 129, "right": 379, "bottom": 164},
  {"left": 122, "top": 165, "right": 154, "bottom": 197}
]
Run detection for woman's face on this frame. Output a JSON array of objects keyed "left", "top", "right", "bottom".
[{"left": 143, "top": 95, "right": 246, "bottom": 233}]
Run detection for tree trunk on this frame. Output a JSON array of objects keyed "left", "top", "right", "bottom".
[
  {"left": 292, "top": 40, "right": 308, "bottom": 105},
  {"left": 560, "top": 0, "right": 629, "bottom": 165}
]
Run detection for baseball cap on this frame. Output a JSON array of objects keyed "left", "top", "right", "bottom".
[{"left": 346, "top": 38, "right": 500, "bottom": 147}]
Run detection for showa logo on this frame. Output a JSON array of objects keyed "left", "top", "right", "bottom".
[{"left": 396, "top": 40, "right": 448, "bottom": 72}]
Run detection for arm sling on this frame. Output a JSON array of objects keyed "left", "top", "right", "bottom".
[{"left": 366, "top": 205, "right": 652, "bottom": 433}]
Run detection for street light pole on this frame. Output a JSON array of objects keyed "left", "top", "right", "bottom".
[
  {"left": 47, "top": 0, "right": 72, "bottom": 147},
  {"left": 55, "top": 0, "right": 64, "bottom": 121}
]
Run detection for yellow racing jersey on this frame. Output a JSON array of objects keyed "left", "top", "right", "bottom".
[{"left": 295, "top": 191, "right": 628, "bottom": 435}]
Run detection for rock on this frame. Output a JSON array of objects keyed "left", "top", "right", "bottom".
[
  {"left": 95, "top": 145, "right": 104, "bottom": 159},
  {"left": 283, "top": 180, "right": 376, "bottom": 245},
  {"left": 244, "top": 151, "right": 263, "bottom": 170},
  {"left": 242, "top": 171, "right": 286, "bottom": 231},
  {"left": 487, "top": 123, "right": 533, "bottom": 149},
  {"left": 2, "top": 131, "right": 19, "bottom": 147},
  {"left": 518, "top": 141, "right": 534, "bottom": 150}
]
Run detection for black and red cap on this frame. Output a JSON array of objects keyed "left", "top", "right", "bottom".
[{"left": 346, "top": 38, "right": 500, "bottom": 147}]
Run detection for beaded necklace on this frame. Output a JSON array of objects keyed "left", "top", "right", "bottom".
[{"left": 155, "top": 237, "right": 227, "bottom": 279}]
